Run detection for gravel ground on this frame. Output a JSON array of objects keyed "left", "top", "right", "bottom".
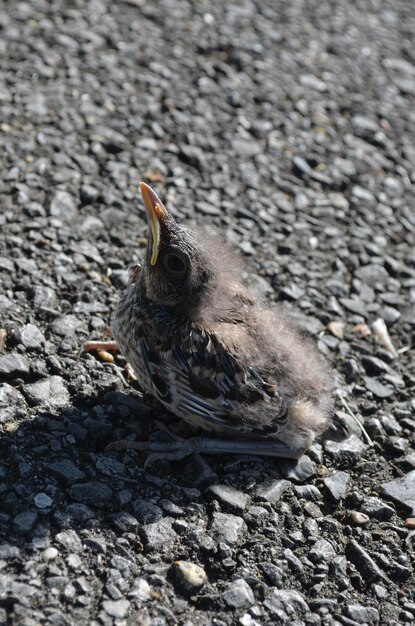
[{"left": 1, "top": 0, "right": 415, "bottom": 624}]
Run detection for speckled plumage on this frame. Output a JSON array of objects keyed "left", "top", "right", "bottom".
[{"left": 111, "top": 183, "right": 332, "bottom": 459}]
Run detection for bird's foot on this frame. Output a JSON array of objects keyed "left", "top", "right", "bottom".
[{"left": 105, "top": 435, "right": 306, "bottom": 466}]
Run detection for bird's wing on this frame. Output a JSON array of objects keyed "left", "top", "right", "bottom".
[{"left": 139, "top": 320, "right": 288, "bottom": 436}]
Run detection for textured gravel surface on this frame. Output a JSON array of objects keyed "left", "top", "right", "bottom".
[{"left": 1, "top": 0, "right": 415, "bottom": 625}]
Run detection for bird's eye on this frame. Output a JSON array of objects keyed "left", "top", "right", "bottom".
[{"left": 163, "top": 252, "right": 187, "bottom": 277}]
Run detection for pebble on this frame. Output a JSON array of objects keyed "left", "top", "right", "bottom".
[
  {"left": 49, "top": 190, "right": 78, "bottom": 220},
  {"left": 381, "top": 471, "right": 415, "bottom": 514},
  {"left": 170, "top": 561, "right": 207, "bottom": 593},
  {"left": 46, "top": 460, "right": 86, "bottom": 483},
  {"left": 279, "top": 456, "right": 316, "bottom": 482},
  {"left": 210, "top": 512, "right": 247, "bottom": 547},
  {"left": 0, "top": 383, "right": 26, "bottom": 422},
  {"left": 141, "top": 517, "right": 177, "bottom": 551},
  {"left": 55, "top": 530, "right": 82, "bottom": 552},
  {"left": 22, "top": 376, "right": 70, "bottom": 409},
  {"left": 13, "top": 511, "right": 38, "bottom": 532},
  {"left": 69, "top": 482, "right": 113, "bottom": 507},
  {"left": 349, "top": 511, "right": 370, "bottom": 526},
  {"left": 34, "top": 493, "right": 53, "bottom": 509},
  {"left": 360, "top": 497, "right": 394, "bottom": 520},
  {"left": 324, "top": 435, "right": 367, "bottom": 464},
  {"left": 0, "top": 353, "right": 30, "bottom": 376},
  {"left": 17, "top": 323, "right": 45, "bottom": 349},
  {"left": 264, "top": 589, "right": 309, "bottom": 620},
  {"left": 42, "top": 547, "right": 59, "bottom": 562},
  {"left": 102, "top": 599, "right": 130, "bottom": 619},
  {"left": 223, "top": 579, "right": 255, "bottom": 609},
  {"left": 254, "top": 478, "right": 291, "bottom": 503},
  {"left": 205, "top": 484, "right": 250, "bottom": 513},
  {"left": 346, "top": 604, "right": 380, "bottom": 625},
  {"left": 345, "top": 539, "right": 384, "bottom": 582},
  {"left": 364, "top": 377, "right": 395, "bottom": 399},
  {"left": 324, "top": 471, "right": 350, "bottom": 500},
  {"left": 308, "top": 539, "right": 336, "bottom": 563}
]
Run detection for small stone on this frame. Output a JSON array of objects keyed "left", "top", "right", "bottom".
[
  {"left": 129, "top": 578, "right": 151, "bottom": 601},
  {"left": 170, "top": 561, "right": 207, "bottom": 592},
  {"left": 205, "top": 484, "right": 249, "bottom": 513},
  {"left": 51, "top": 314, "right": 86, "bottom": 337},
  {"left": 346, "top": 604, "right": 380, "bottom": 625},
  {"left": 0, "top": 383, "right": 26, "bottom": 423},
  {"left": 354, "top": 264, "right": 389, "bottom": 284},
  {"left": 141, "top": 517, "right": 177, "bottom": 551},
  {"left": 254, "top": 478, "right": 291, "bottom": 503},
  {"left": 55, "top": 530, "right": 82, "bottom": 552},
  {"left": 17, "top": 324, "right": 45, "bottom": 350},
  {"left": 13, "top": 511, "right": 37, "bottom": 532},
  {"left": 102, "top": 599, "right": 130, "bottom": 619},
  {"left": 308, "top": 539, "right": 336, "bottom": 563},
  {"left": 323, "top": 471, "right": 350, "bottom": 500},
  {"left": 210, "top": 512, "right": 247, "bottom": 546},
  {"left": 34, "top": 493, "right": 53, "bottom": 509},
  {"left": 223, "top": 579, "right": 254, "bottom": 609},
  {"left": 360, "top": 497, "right": 394, "bottom": 520},
  {"left": 264, "top": 589, "right": 308, "bottom": 619},
  {"left": 50, "top": 190, "right": 77, "bottom": 220},
  {"left": 381, "top": 470, "right": 415, "bottom": 514},
  {"left": 23, "top": 376, "right": 70, "bottom": 409},
  {"left": 349, "top": 511, "right": 370, "bottom": 526},
  {"left": 69, "top": 482, "right": 113, "bottom": 507},
  {"left": 46, "top": 460, "right": 86, "bottom": 483},
  {"left": 364, "top": 377, "right": 394, "bottom": 399},
  {"left": 43, "top": 547, "right": 59, "bottom": 562},
  {"left": 345, "top": 539, "right": 384, "bottom": 582},
  {"left": 0, "top": 353, "right": 30, "bottom": 376},
  {"left": 324, "top": 435, "right": 367, "bottom": 463},
  {"left": 327, "top": 321, "right": 345, "bottom": 339}
]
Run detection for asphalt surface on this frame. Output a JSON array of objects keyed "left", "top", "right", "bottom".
[{"left": 0, "top": 0, "right": 414, "bottom": 625}]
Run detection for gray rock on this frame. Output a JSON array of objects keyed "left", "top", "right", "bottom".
[
  {"left": 264, "top": 589, "right": 309, "bottom": 619},
  {"left": 132, "top": 500, "right": 163, "bottom": 524},
  {"left": 364, "top": 377, "right": 395, "bottom": 399},
  {"left": 345, "top": 539, "right": 384, "bottom": 582},
  {"left": 259, "top": 562, "right": 284, "bottom": 587},
  {"left": 46, "top": 460, "right": 86, "bottom": 483},
  {"left": 141, "top": 517, "right": 177, "bottom": 551},
  {"left": 102, "top": 599, "right": 130, "bottom": 619},
  {"left": 13, "top": 511, "right": 37, "bottom": 532},
  {"left": 55, "top": 530, "right": 82, "bottom": 552},
  {"left": 324, "top": 435, "right": 367, "bottom": 463},
  {"left": 254, "top": 478, "right": 291, "bottom": 503},
  {"left": 0, "top": 353, "right": 30, "bottom": 376},
  {"left": 223, "top": 579, "right": 254, "bottom": 609},
  {"left": 210, "top": 512, "right": 247, "bottom": 546},
  {"left": 129, "top": 578, "right": 151, "bottom": 601},
  {"left": 354, "top": 264, "right": 389, "bottom": 284},
  {"left": 22, "top": 376, "right": 70, "bottom": 409},
  {"left": 51, "top": 314, "right": 86, "bottom": 337},
  {"left": 34, "top": 493, "right": 53, "bottom": 509},
  {"left": 309, "top": 539, "right": 336, "bottom": 563},
  {"left": 381, "top": 470, "right": 415, "bottom": 513},
  {"left": 324, "top": 471, "right": 350, "bottom": 500},
  {"left": 0, "top": 383, "right": 26, "bottom": 423},
  {"left": 69, "top": 481, "right": 113, "bottom": 507},
  {"left": 205, "top": 484, "right": 250, "bottom": 513},
  {"left": 50, "top": 190, "right": 78, "bottom": 220},
  {"left": 346, "top": 604, "right": 380, "bottom": 624},
  {"left": 360, "top": 497, "right": 394, "bottom": 520},
  {"left": 17, "top": 323, "right": 45, "bottom": 350}
]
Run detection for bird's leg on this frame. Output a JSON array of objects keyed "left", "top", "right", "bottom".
[
  {"left": 82, "top": 341, "right": 120, "bottom": 353},
  {"left": 105, "top": 435, "right": 306, "bottom": 464}
]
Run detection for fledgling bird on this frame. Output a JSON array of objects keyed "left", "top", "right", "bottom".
[{"left": 109, "top": 182, "right": 332, "bottom": 461}]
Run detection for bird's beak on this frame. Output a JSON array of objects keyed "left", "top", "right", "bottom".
[{"left": 139, "top": 182, "right": 169, "bottom": 266}]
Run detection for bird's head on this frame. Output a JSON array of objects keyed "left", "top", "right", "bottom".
[{"left": 136, "top": 182, "right": 214, "bottom": 312}]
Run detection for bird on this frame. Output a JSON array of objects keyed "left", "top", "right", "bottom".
[{"left": 101, "top": 181, "right": 333, "bottom": 462}]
